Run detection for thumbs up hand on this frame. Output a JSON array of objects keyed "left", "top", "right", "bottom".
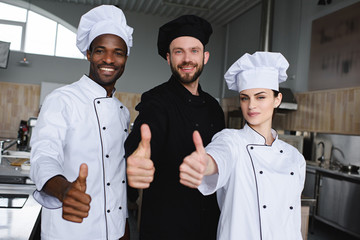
[
  {"left": 179, "top": 131, "right": 211, "bottom": 189},
  {"left": 127, "top": 124, "right": 155, "bottom": 189},
  {"left": 62, "top": 163, "right": 91, "bottom": 223}
]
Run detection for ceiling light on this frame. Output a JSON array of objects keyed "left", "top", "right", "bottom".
[{"left": 18, "top": 55, "right": 30, "bottom": 65}]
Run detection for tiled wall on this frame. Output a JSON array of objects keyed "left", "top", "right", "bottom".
[
  {"left": 2, "top": 82, "right": 359, "bottom": 138},
  {"left": 221, "top": 87, "right": 360, "bottom": 135},
  {"left": 283, "top": 87, "right": 360, "bottom": 135},
  {"left": 0, "top": 82, "right": 141, "bottom": 139},
  {"left": 0, "top": 82, "right": 40, "bottom": 139}
]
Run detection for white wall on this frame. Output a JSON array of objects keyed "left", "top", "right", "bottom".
[
  {"left": 1, "top": 0, "right": 360, "bottom": 98},
  {"left": 222, "top": 0, "right": 360, "bottom": 163},
  {"left": 222, "top": 4, "right": 262, "bottom": 98},
  {"left": 0, "top": 0, "right": 226, "bottom": 98},
  {"left": 223, "top": 0, "right": 360, "bottom": 96},
  {"left": 294, "top": 0, "right": 360, "bottom": 92}
]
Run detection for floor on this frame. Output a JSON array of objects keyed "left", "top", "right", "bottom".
[
  {"left": 307, "top": 218, "right": 359, "bottom": 240},
  {"left": 128, "top": 212, "right": 360, "bottom": 240}
]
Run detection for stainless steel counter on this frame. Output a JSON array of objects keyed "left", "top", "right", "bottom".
[
  {"left": 305, "top": 161, "right": 360, "bottom": 238},
  {"left": 306, "top": 161, "right": 360, "bottom": 182},
  {"left": 0, "top": 157, "right": 41, "bottom": 240},
  {"left": 0, "top": 157, "right": 31, "bottom": 184},
  {"left": 0, "top": 183, "right": 41, "bottom": 240}
]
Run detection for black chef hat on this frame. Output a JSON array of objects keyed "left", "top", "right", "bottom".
[{"left": 157, "top": 15, "right": 213, "bottom": 60}]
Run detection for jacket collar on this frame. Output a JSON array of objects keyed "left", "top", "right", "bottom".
[
  {"left": 169, "top": 75, "right": 206, "bottom": 105},
  {"left": 79, "top": 75, "right": 115, "bottom": 99},
  {"left": 243, "top": 123, "right": 279, "bottom": 146}
]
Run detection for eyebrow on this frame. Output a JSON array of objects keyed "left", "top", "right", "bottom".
[
  {"left": 95, "top": 46, "right": 126, "bottom": 52},
  {"left": 240, "top": 91, "right": 267, "bottom": 97},
  {"left": 172, "top": 46, "right": 202, "bottom": 51}
]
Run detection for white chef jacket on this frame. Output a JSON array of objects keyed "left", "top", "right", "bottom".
[
  {"left": 30, "top": 75, "right": 129, "bottom": 240},
  {"left": 199, "top": 124, "right": 306, "bottom": 240}
]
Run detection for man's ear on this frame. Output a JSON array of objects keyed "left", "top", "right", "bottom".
[
  {"left": 204, "top": 51, "right": 210, "bottom": 65},
  {"left": 166, "top": 52, "right": 170, "bottom": 65},
  {"left": 86, "top": 49, "right": 91, "bottom": 61}
]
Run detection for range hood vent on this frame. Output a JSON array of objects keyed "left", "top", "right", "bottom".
[{"left": 278, "top": 87, "right": 298, "bottom": 110}]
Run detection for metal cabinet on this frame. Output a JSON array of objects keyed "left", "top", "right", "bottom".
[
  {"left": 302, "top": 169, "right": 316, "bottom": 199},
  {"left": 317, "top": 176, "right": 342, "bottom": 224},
  {"left": 316, "top": 172, "right": 360, "bottom": 238},
  {"left": 338, "top": 180, "right": 360, "bottom": 236}
]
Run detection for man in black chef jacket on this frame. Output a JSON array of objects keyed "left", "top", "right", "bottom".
[{"left": 125, "top": 15, "right": 225, "bottom": 240}]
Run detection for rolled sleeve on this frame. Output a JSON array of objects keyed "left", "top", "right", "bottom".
[
  {"left": 33, "top": 189, "right": 62, "bottom": 209},
  {"left": 198, "top": 173, "right": 219, "bottom": 195}
]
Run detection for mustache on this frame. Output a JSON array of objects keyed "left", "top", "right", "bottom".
[{"left": 178, "top": 61, "right": 197, "bottom": 67}]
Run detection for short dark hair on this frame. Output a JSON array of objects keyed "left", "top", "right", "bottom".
[{"left": 273, "top": 90, "right": 279, "bottom": 97}]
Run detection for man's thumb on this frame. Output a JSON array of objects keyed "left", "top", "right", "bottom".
[
  {"left": 193, "top": 131, "right": 205, "bottom": 154},
  {"left": 139, "top": 124, "right": 151, "bottom": 151},
  {"left": 77, "top": 163, "right": 88, "bottom": 192}
]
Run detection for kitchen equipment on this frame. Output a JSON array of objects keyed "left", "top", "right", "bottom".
[
  {"left": 17, "top": 120, "right": 28, "bottom": 151},
  {"left": 313, "top": 138, "right": 332, "bottom": 164},
  {"left": 278, "top": 134, "right": 304, "bottom": 154},
  {"left": 278, "top": 87, "right": 298, "bottom": 110},
  {"left": 340, "top": 164, "right": 359, "bottom": 174},
  {"left": 26, "top": 117, "right": 37, "bottom": 150},
  {"left": 0, "top": 193, "right": 28, "bottom": 208},
  {"left": 10, "top": 158, "right": 29, "bottom": 167}
]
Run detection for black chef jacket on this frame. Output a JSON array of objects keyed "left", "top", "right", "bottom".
[{"left": 125, "top": 75, "right": 225, "bottom": 240}]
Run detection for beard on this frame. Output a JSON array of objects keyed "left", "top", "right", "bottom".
[{"left": 170, "top": 59, "right": 204, "bottom": 84}]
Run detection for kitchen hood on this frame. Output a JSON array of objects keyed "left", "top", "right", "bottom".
[{"left": 278, "top": 87, "right": 298, "bottom": 110}]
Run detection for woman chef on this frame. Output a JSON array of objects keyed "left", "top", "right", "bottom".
[{"left": 179, "top": 51, "right": 306, "bottom": 240}]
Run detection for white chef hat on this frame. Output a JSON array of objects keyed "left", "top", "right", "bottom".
[
  {"left": 224, "top": 51, "right": 289, "bottom": 92},
  {"left": 76, "top": 5, "right": 133, "bottom": 56}
]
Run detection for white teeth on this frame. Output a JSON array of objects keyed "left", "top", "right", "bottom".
[{"left": 100, "top": 68, "right": 114, "bottom": 72}]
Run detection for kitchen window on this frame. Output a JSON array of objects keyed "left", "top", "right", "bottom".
[{"left": 0, "top": 0, "right": 84, "bottom": 59}]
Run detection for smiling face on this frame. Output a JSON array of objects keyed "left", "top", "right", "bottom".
[
  {"left": 87, "top": 34, "right": 128, "bottom": 95},
  {"left": 240, "top": 88, "right": 282, "bottom": 134},
  {"left": 167, "top": 36, "right": 209, "bottom": 85}
]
